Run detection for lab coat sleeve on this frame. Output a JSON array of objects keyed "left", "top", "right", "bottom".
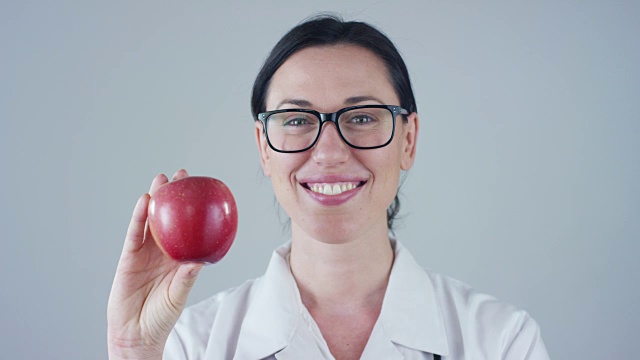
[
  {"left": 503, "top": 314, "right": 550, "bottom": 360},
  {"left": 163, "top": 328, "right": 188, "bottom": 360},
  {"left": 161, "top": 294, "right": 226, "bottom": 360}
]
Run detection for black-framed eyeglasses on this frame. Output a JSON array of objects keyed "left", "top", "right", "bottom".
[{"left": 257, "top": 105, "right": 408, "bottom": 153}]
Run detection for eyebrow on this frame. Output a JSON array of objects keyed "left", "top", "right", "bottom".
[
  {"left": 276, "top": 99, "right": 313, "bottom": 109},
  {"left": 343, "top": 95, "right": 385, "bottom": 105},
  {"left": 276, "top": 95, "right": 385, "bottom": 110}
]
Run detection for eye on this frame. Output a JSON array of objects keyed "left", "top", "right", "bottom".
[
  {"left": 344, "top": 113, "right": 379, "bottom": 126},
  {"left": 280, "top": 113, "right": 317, "bottom": 127},
  {"left": 283, "top": 117, "right": 310, "bottom": 126},
  {"left": 348, "top": 115, "right": 375, "bottom": 124}
]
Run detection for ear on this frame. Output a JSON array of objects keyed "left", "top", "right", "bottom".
[
  {"left": 400, "top": 112, "right": 419, "bottom": 171},
  {"left": 255, "top": 121, "right": 272, "bottom": 177}
]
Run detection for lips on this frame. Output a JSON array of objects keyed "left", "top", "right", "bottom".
[{"left": 298, "top": 174, "right": 367, "bottom": 208}]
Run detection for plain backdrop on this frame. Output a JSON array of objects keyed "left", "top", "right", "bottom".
[{"left": 1, "top": 1, "right": 638, "bottom": 359}]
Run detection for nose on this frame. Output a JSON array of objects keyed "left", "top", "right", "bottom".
[{"left": 311, "top": 122, "right": 350, "bottom": 166}]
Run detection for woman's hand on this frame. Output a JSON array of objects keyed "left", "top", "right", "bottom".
[{"left": 107, "top": 170, "right": 204, "bottom": 360}]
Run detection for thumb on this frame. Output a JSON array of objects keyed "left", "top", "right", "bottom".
[{"left": 168, "top": 263, "right": 204, "bottom": 310}]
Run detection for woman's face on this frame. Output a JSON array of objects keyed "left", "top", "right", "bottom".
[{"left": 255, "top": 44, "right": 418, "bottom": 244}]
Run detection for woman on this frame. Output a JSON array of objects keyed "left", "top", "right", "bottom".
[{"left": 108, "top": 15, "right": 550, "bottom": 360}]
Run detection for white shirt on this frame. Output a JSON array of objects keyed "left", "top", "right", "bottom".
[{"left": 164, "top": 240, "right": 550, "bottom": 359}]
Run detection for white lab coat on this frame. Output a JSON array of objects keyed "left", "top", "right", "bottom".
[{"left": 164, "top": 240, "right": 550, "bottom": 359}]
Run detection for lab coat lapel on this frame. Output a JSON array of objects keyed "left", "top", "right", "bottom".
[
  {"left": 360, "top": 320, "right": 404, "bottom": 360},
  {"left": 274, "top": 330, "right": 327, "bottom": 360},
  {"left": 233, "top": 242, "right": 302, "bottom": 360},
  {"left": 378, "top": 240, "right": 450, "bottom": 356}
]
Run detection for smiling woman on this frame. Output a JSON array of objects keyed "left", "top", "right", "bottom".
[
  {"left": 255, "top": 44, "right": 415, "bottom": 248},
  {"left": 107, "top": 14, "right": 550, "bottom": 360}
]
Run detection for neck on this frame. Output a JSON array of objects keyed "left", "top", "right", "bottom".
[{"left": 288, "top": 222, "right": 394, "bottom": 313}]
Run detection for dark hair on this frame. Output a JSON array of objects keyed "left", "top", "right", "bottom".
[{"left": 251, "top": 14, "right": 417, "bottom": 233}]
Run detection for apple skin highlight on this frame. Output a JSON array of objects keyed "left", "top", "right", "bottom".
[{"left": 148, "top": 176, "right": 238, "bottom": 264}]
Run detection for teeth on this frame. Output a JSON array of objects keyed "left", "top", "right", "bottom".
[{"left": 307, "top": 182, "right": 360, "bottom": 196}]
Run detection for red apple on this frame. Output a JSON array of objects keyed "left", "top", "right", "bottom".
[{"left": 147, "top": 176, "right": 238, "bottom": 264}]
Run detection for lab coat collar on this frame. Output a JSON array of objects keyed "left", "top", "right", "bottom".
[
  {"left": 381, "top": 239, "right": 450, "bottom": 356},
  {"left": 234, "top": 240, "right": 449, "bottom": 359},
  {"left": 234, "top": 242, "right": 302, "bottom": 359}
]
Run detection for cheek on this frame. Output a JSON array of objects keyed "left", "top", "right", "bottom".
[
  {"left": 365, "top": 148, "right": 403, "bottom": 198},
  {"left": 370, "top": 143, "right": 404, "bottom": 174},
  {"left": 271, "top": 163, "right": 292, "bottom": 188},
  {"left": 269, "top": 155, "right": 305, "bottom": 191}
]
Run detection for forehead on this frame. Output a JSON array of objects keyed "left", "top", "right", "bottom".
[{"left": 266, "top": 44, "right": 399, "bottom": 111}]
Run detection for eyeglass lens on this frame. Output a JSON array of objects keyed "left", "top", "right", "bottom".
[{"left": 266, "top": 107, "right": 394, "bottom": 152}]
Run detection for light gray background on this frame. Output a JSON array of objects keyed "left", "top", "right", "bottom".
[{"left": 1, "top": 1, "right": 638, "bottom": 359}]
